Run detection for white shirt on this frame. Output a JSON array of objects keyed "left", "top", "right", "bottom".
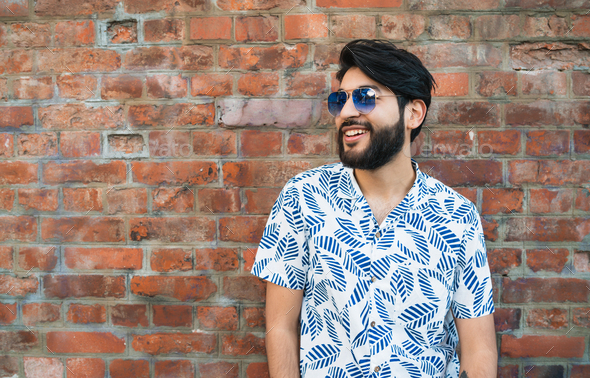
[{"left": 251, "top": 159, "right": 495, "bottom": 378}]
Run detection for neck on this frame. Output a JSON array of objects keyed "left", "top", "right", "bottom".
[{"left": 352, "top": 153, "right": 416, "bottom": 201}]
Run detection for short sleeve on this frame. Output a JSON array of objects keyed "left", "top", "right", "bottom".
[
  {"left": 451, "top": 206, "right": 495, "bottom": 319},
  {"left": 251, "top": 182, "right": 309, "bottom": 290}
]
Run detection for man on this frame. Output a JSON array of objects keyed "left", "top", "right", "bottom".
[{"left": 251, "top": 39, "right": 497, "bottom": 378}]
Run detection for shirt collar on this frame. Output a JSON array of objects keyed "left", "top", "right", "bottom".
[{"left": 336, "top": 158, "right": 426, "bottom": 211}]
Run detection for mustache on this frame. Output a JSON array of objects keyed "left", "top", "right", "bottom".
[{"left": 340, "top": 120, "right": 373, "bottom": 131}]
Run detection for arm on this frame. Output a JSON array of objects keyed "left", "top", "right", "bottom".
[
  {"left": 265, "top": 282, "right": 304, "bottom": 378},
  {"left": 455, "top": 314, "right": 497, "bottom": 378}
]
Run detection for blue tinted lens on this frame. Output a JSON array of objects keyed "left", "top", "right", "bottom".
[
  {"left": 353, "top": 88, "right": 376, "bottom": 114},
  {"left": 328, "top": 91, "right": 348, "bottom": 116}
]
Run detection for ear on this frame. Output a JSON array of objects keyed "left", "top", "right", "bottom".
[{"left": 405, "top": 99, "right": 427, "bottom": 130}]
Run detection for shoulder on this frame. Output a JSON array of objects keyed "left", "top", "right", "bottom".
[{"left": 283, "top": 162, "right": 344, "bottom": 192}]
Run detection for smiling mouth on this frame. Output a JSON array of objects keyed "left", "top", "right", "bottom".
[{"left": 343, "top": 129, "right": 369, "bottom": 143}]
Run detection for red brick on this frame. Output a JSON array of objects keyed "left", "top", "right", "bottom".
[
  {"left": 23, "top": 357, "right": 62, "bottom": 378},
  {"left": 44, "top": 275, "right": 125, "bottom": 299},
  {"left": 41, "top": 217, "right": 125, "bottom": 242},
  {"left": 246, "top": 362, "right": 270, "bottom": 378},
  {"left": 107, "top": 188, "right": 147, "bottom": 214},
  {"left": 572, "top": 14, "right": 590, "bottom": 37},
  {"left": 130, "top": 276, "right": 216, "bottom": 302},
  {"left": 0, "top": 189, "right": 15, "bottom": 211},
  {"left": 146, "top": 74, "right": 187, "bottom": 98},
  {"left": 522, "top": 15, "right": 568, "bottom": 38},
  {"left": 221, "top": 333, "right": 265, "bottom": 355},
  {"left": 152, "top": 305, "right": 192, "bottom": 327},
  {"left": 331, "top": 15, "right": 375, "bottom": 38},
  {"left": 477, "top": 130, "right": 520, "bottom": 155},
  {"left": 219, "top": 98, "right": 321, "bottom": 128},
  {"left": 573, "top": 307, "right": 590, "bottom": 328},
  {"left": 526, "top": 248, "right": 569, "bottom": 273},
  {"left": 66, "top": 358, "right": 105, "bottom": 378},
  {"left": 63, "top": 188, "right": 102, "bottom": 212},
  {"left": 381, "top": 14, "right": 425, "bottom": 40},
  {"left": 419, "top": 160, "right": 502, "bottom": 186},
  {"left": 155, "top": 360, "right": 193, "bottom": 378},
  {"left": 55, "top": 20, "right": 95, "bottom": 46},
  {"left": 18, "top": 246, "right": 58, "bottom": 271},
  {"left": 493, "top": 307, "right": 520, "bottom": 332},
  {"left": 452, "top": 188, "right": 476, "bottom": 205},
  {"left": 124, "top": 46, "right": 213, "bottom": 71},
  {"left": 57, "top": 74, "right": 97, "bottom": 100},
  {"left": 511, "top": 42, "right": 590, "bottom": 71},
  {"left": 35, "top": 0, "right": 117, "bottom": 16},
  {"left": 506, "top": 100, "right": 590, "bottom": 126},
  {"left": 0, "top": 274, "right": 38, "bottom": 296},
  {"left": 223, "top": 161, "right": 312, "bottom": 187},
  {"left": 148, "top": 130, "right": 190, "bottom": 158},
  {"left": 129, "top": 217, "right": 216, "bottom": 243},
  {"left": 132, "top": 332, "right": 216, "bottom": 355},
  {"left": 217, "top": 0, "right": 300, "bottom": 10},
  {"left": 475, "top": 15, "right": 520, "bottom": 39},
  {"left": 192, "top": 130, "right": 237, "bottom": 156},
  {"left": 285, "top": 72, "right": 327, "bottom": 97},
  {"left": 481, "top": 188, "right": 523, "bottom": 215},
  {"left": 526, "top": 308, "right": 567, "bottom": 330},
  {"left": 219, "top": 44, "right": 308, "bottom": 70},
  {"left": 285, "top": 14, "right": 328, "bottom": 40},
  {"left": 195, "top": 248, "right": 239, "bottom": 271},
  {"left": 198, "top": 188, "right": 240, "bottom": 213},
  {"left": 18, "top": 188, "right": 58, "bottom": 211},
  {"left": 0, "top": 106, "right": 34, "bottom": 128},
  {"left": 60, "top": 131, "right": 101, "bottom": 158},
  {"left": 223, "top": 276, "right": 266, "bottom": 302},
  {"left": 506, "top": 217, "right": 590, "bottom": 242},
  {"left": 144, "top": 19, "right": 185, "bottom": 42},
  {"left": 67, "top": 304, "right": 106, "bottom": 324},
  {"left": 508, "top": 160, "right": 590, "bottom": 186},
  {"left": 0, "top": 134, "right": 12, "bottom": 157},
  {"left": 475, "top": 71, "right": 517, "bottom": 97},
  {"left": 39, "top": 104, "right": 124, "bottom": 130},
  {"left": 408, "top": 0, "right": 500, "bottom": 9},
  {"left": 13, "top": 76, "right": 53, "bottom": 99},
  {"left": 152, "top": 187, "right": 194, "bottom": 213},
  {"left": 191, "top": 74, "right": 233, "bottom": 96},
  {"left": 47, "top": 331, "right": 125, "bottom": 353},
  {"left": 529, "top": 188, "right": 572, "bottom": 213},
  {"left": 243, "top": 247, "right": 257, "bottom": 272},
  {"left": 526, "top": 130, "right": 570, "bottom": 156},
  {"left": 487, "top": 248, "right": 521, "bottom": 275},
  {"left": 523, "top": 365, "right": 564, "bottom": 378},
  {"left": 238, "top": 72, "right": 279, "bottom": 96},
  {"left": 500, "top": 335, "right": 584, "bottom": 358},
  {"left": 107, "top": 20, "right": 137, "bottom": 44},
  {"left": 236, "top": 16, "right": 278, "bottom": 42},
  {"left": 0, "top": 0, "right": 28, "bottom": 16},
  {"left": 219, "top": 216, "right": 267, "bottom": 243},
  {"left": 0, "top": 246, "right": 13, "bottom": 270},
  {"left": 243, "top": 307, "right": 265, "bottom": 328},
  {"left": 199, "top": 361, "right": 239, "bottom": 378},
  {"left": 17, "top": 133, "right": 57, "bottom": 157},
  {"left": 427, "top": 15, "right": 471, "bottom": 40},
  {"left": 502, "top": 277, "right": 589, "bottom": 303},
  {"left": 288, "top": 132, "right": 331, "bottom": 155},
  {"left": 101, "top": 75, "right": 142, "bottom": 100},
  {"left": 244, "top": 188, "right": 281, "bottom": 214},
  {"left": 10, "top": 23, "right": 51, "bottom": 48},
  {"left": 241, "top": 130, "right": 282, "bottom": 157},
  {"left": 197, "top": 306, "right": 238, "bottom": 330},
  {"left": 129, "top": 103, "right": 214, "bottom": 128},
  {"left": 131, "top": 161, "right": 217, "bottom": 185},
  {"left": 111, "top": 304, "right": 148, "bottom": 327},
  {"left": 314, "top": 43, "right": 344, "bottom": 70},
  {"left": 109, "top": 359, "right": 149, "bottom": 378},
  {"left": 408, "top": 43, "right": 502, "bottom": 69},
  {"left": 0, "top": 50, "right": 33, "bottom": 74},
  {"left": 430, "top": 73, "right": 469, "bottom": 97},
  {"left": 572, "top": 365, "right": 590, "bottom": 378},
  {"left": 22, "top": 302, "right": 60, "bottom": 326},
  {"left": 109, "top": 134, "right": 143, "bottom": 154},
  {"left": 0, "top": 302, "right": 16, "bottom": 325},
  {"left": 429, "top": 101, "right": 500, "bottom": 126},
  {"left": 190, "top": 17, "right": 231, "bottom": 40},
  {"left": 576, "top": 188, "right": 590, "bottom": 211},
  {"left": 125, "top": 0, "right": 208, "bottom": 13},
  {"left": 64, "top": 247, "right": 142, "bottom": 270},
  {"left": 150, "top": 248, "right": 192, "bottom": 272},
  {"left": 0, "top": 216, "right": 37, "bottom": 242},
  {"left": 0, "top": 330, "right": 39, "bottom": 351},
  {"left": 38, "top": 48, "right": 120, "bottom": 73},
  {"left": 522, "top": 71, "right": 567, "bottom": 96},
  {"left": 573, "top": 130, "right": 590, "bottom": 153},
  {"left": 430, "top": 130, "right": 474, "bottom": 157},
  {"left": 572, "top": 72, "right": 590, "bottom": 96}
]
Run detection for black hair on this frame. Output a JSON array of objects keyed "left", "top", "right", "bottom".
[{"left": 335, "top": 39, "right": 437, "bottom": 143}]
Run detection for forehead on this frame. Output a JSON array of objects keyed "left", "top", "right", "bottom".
[{"left": 338, "top": 67, "right": 386, "bottom": 93}]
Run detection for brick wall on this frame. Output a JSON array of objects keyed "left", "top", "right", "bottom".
[{"left": 0, "top": 0, "right": 589, "bottom": 377}]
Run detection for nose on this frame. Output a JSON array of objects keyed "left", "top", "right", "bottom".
[{"left": 337, "top": 91, "right": 361, "bottom": 121}]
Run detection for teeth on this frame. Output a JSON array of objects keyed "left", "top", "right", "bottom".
[{"left": 345, "top": 129, "right": 368, "bottom": 136}]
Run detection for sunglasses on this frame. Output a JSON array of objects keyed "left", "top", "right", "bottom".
[{"left": 327, "top": 87, "right": 399, "bottom": 117}]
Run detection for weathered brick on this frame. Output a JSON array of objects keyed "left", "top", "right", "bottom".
[
  {"left": 56, "top": 74, "right": 97, "bottom": 100},
  {"left": 46, "top": 331, "right": 125, "bottom": 353},
  {"left": 192, "top": 130, "right": 237, "bottom": 156},
  {"left": 477, "top": 130, "right": 521, "bottom": 155},
  {"left": 153, "top": 305, "right": 192, "bottom": 327},
  {"left": 23, "top": 357, "right": 62, "bottom": 378},
  {"left": 572, "top": 72, "right": 590, "bottom": 96},
  {"left": 236, "top": 16, "right": 279, "bottom": 42},
  {"left": 521, "top": 71, "right": 567, "bottom": 96},
  {"left": 55, "top": 20, "right": 95, "bottom": 46},
  {"left": 502, "top": 277, "right": 589, "bottom": 303},
  {"left": 574, "top": 130, "right": 590, "bottom": 154},
  {"left": 191, "top": 74, "right": 233, "bottom": 96},
  {"left": 381, "top": 14, "right": 425, "bottom": 40},
  {"left": 10, "top": 23, "right": 51, "bottom": 48},
  {"left": 238, "top": 72, "right": 279, "bottom": 96},
  {"left": 500, "top": 335, "right": 584, "bottom": 358},
  {"left": 0, "top": 50, "right": 33, "bottom": 74},
  {"left": 146, "top": 74, "right": 187, "bottom": 98},
  {"left": 575, "top": 188, "right": 590, "bottom": 212},
  {"left": 41, "top": 217, "right": 125, "bottom": 242},
  {"left": 243, "top": 307, "right": 265, "bottom": 328},
  {"left": 0, "top": 216, "right": 37, "bottom": 242},
  {"left": 505, "top": 217, "right": 590, "bottom": 242},
  {"left": 217, "top": 0, "right": 302, "bottom": 10},
  {"left": 285, "top": 72, "right": 327, "bottom": 97},
  {"left": 190, "top": 17, "right": 231, "bottom": 40},
  {"left": 18, "top": 188, "right": 58, "bottom": 211},
  {"left": 129, "top": 103, "right": 214, "bottom": 128},
  {"left": 67, "top": 303, "right": 106, "bottom": 324},
  {"left": 197, "top": 306, "right": 238, "bottom": 330},
  {"left": 428, "top": 101, "right": 500, "bottom": 126},
  {"left": 150, "top": 248, "right": 192, "bottom": 272},
  {"left": 475, "top": 15, "right": 520, "bottom": 40},
  {"left": 132, "top": 332, "right": 216, "bottom": 355},
  {"left": 221, "top": 333, "right": 265, "bottom": 355},
  {"left": 109, "top": 359, "right": 149, "bottom": 378},
  {"left": 124, "top": 46, "right": 213, "bottom": 71},
  {"left": 44, "top": 275, "right": 125, "bottom": 298},
  {"left": 427, "top": 15, "right": 471, "bottom": 40},
  {"left": 129, "top": 217, "right": 216, "bottom": 243},
  {"left": 418, "top": 160, "right": 502, "bottom": 186},
  {"left": 0, "top": 0, "right": 28, "bottom": 16},
  {"left": 0, "top": 302, "right": 17, "bottom": 325},
  {"left": 22, "top": 302, "right": 61, "bottom": 326},
  {"left": 481, "top": 188, "right": 523, "bottom": 215},
  {"left": 475, "top": 71, "right": 517, "bottom": 97},
  {"left": 107, "top": 20, "right": 137, "bottom": 44},
  {"left": 60, "top": 131, "right": 101, "bottom": 157},
  {"left": 144, "top": 19, "right": 185, "bottom": 42},
  {"left": 17, "top": 133, "right": 58, "bottom": 157},
  {"left": 155, "top": 360, "right": 193, "bottom": 378},
  {"left": 508, "top": 160, "right": 590, "bottom": 186},
  {"left": 195, "top": 248, "right": 239, "bottom": 271},
  {"left": 198, "top": 188, "right": 241, "bottom": 213},
  {"left": 38, "top": 48, "right": 120, "bottom": 73},
  {"left": 241, "top": 130, "right": 282, "bottom": 157},
  {"left": 219, "top": 99, "right": 321, "bottom": 128},
  {"left": 125, "top": 0, "right": 209, "bottom": 13},
  {"left": 0, "top": 355, "right": 18, "bottom": 377},
  {"left": 18, "top": 246, "right": 58, "bottom": 271},
  {"left": 408, "top": 43, "right": 502, "bottom": 69},
  {"left": 111, "top": 304, "right": 148, "bottom": 327},
  {"left": 101, "top": 75, "right": 142, "bottom": 100},
  {"left": 107, "top": 188, "right": 148, "bottom": 214},
  {"left": 285, "top": 14, "right": 328, "bottom": 40},
  {"left": 430, "top": 73, "right": 469, "bottom": 97},
  {"left": 219, "top": 216, "right": 268, "bottom": 243},
  {"left": 199, "top": 361, "right": 240, "bottom": 378},
  {"left": 526, "top": 308, "right": 567, "bottom": 330},
  {"left": 331, "top": 15, "right": 376, "bottom": 39},
  {"left": 39, "top": 104, "right": 124, "bottom": 130},
  {"left": 0, "top": 330, "right": 39, "bottom": 351},
  {"left": 219, "top": 44, "right": 308, "bottom": 70},
  {"left": 131, "top": 161, "right": 217, "bottom": 186},
  {"left": 13, "top": 76, "right": 53, "bottom": 99},
  {"left": 0, "top": 107, "right": 34, "bottom": 128},
  {"left": 0, "top": 273, "right": 38, "bottom": 296},
  {"left": 288, "top": 132, "right": 331, "bottom": 155},
  {"left": 64, "top": 247, "right": 142, "bottom": 270},
  {"left": 0, "top": 246, "right": 13, "bottom": 270},
  {"left": 526, "top": 248, "right": 569, "bottom": 273},
  {"left": 66, "top": 358, "right": 105, "bottom": 378},
  {"left": 152, "top": 187, "right": 194, "bottom": 213},
  {"left": 529, "top": 188, "right": 572, "bottom": 213},
  {"left": 130, "top": 276, "right": 216, "bottom": 301},
  {"left": 246, "top": 362, "right": 270, "bottom": 378},
  {"left": 223, "top": 161, "right": 313, "bottom": 187},
  {"left": 223, "top": 276, "right": 266, "bottom": 302},
  {"left": 409, "top": 0, "right": 500, "bottom": 9},
  {"left": 510, "top": 42, "right": 590, "bottom": 71},
  {"left": 35, "top": 0, "right": 117, "bottom": 16},
  {"left": 487, "top": 248, "right": 521, "bottom": 275},
  {"left": 63, "top": 188, "right": 102, "bottom": 212},
  {"left": 244, "top": 188, "right": 281, "bottom": 214}
]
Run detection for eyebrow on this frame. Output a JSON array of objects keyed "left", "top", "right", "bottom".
[{"left": 337, "top": 84, "right": 382, "bottom": 93}]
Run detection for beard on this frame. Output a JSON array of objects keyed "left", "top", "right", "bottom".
[{"left": 338, "top": 116, "right": 405, "bottom": 170}]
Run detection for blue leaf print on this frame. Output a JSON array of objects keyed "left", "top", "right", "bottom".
[
  {"left": 400, "top": 361, "right": 423, "bottom": 378},
  {"left": 321, "top": 253, "right": 347, "bottom": 292},
  {"left": 326, "top": 366, "right": 347, "bottom": 378},
  {"left": 314, "top": 279, "right": 329, "bottom": 308},
  {"left": 303, "top": 184, "right": 327, "bottom": 217},
  {"left": 369, "top": 324, "right": 393, "bottom": 355},
  {"left": 344, "top": 362, "right": 364, "bottom": 378},
  {"left": 286, "top": 264, "right": 305, "bottom": 289},
  {"left": 307, "top": 344, "right": 340, "bottom": 370},
  {"left": 324, "top": 309, "right": 343, "bottom": 347},
  {"left": 475, "top": 248, "right": 487, "bottom": 268},
  {"left": 306, "top": 215, "right": 325, "bottom": 237},
  {"left": 395, "top": 263, "right": 415, "bottom": 302},
  {"left": 398, "top": 302, "right": 438, "bottom": 328},
  {"left": 397, "top": 229, "right": 429, "bottom": 264},
  {"left": 259, "top": 223, "right": 279, "bottom": 250},
  {"left": 402, "top": 337, "right": 425, "bottom": 356},
  {"left": 375, "top": 288, "right": 396, "bottom": 326},
  {"left": 308, "top": 305, "right": 324, "bottom": 341}
]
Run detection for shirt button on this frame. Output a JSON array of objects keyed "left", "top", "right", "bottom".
[
  {"left": 375, "top": 231, "right": 381, "bottom": 238},
  {"left": 370, "top": 321, "right": 376, "bottom": 327},
  {"left": 374, "top": 366, "right": 381, "bottom": 372},
  {"left": 371, "top": 276, "right": 376, "bottom": 283}
]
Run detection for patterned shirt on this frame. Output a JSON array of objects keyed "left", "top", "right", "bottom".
[{"left": 251, "top": 158, "right": 495, "bottom": 378}]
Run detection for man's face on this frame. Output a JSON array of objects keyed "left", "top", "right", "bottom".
[{"left": 334, "top": 67, "right": 407, "bottom": 170}]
